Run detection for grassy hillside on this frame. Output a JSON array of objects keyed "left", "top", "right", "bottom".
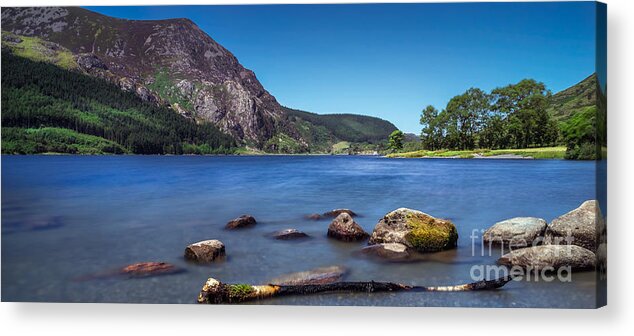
[
  {"left": 283, "top": 107, "right": 396, "bottom": 153},
  {"left": 547, "top": 74, "right": 597, "bottom": 122},
  {"left": 387, "top": 147, "right": 566, "bottom": 159},
  {"left": 1, "top": 51, "right": 236, "bottom": 155}
]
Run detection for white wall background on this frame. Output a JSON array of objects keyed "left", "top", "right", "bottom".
[{"left": 1, "top": 0, "right": 632, "bottom": 335}]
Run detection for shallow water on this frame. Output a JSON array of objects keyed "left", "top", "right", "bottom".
[{"left": 1, "top": 155, "right": 599, "bottom": 307}]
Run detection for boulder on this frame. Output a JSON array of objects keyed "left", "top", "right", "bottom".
[
  {"left": 225, "top": 215, "right": 257, "bottom": 230},
  {"left": 76, "top": 53, "right": 107, "bottom": 71},
  {"left": 269, "top": 266, "right": 348, "bottom": 285},
  {"left": 305, "top": 213, "right": 322, "bottom": 220},
  {"left": 120, "top": 262, "right": 183, "bottom": 278},
  {"left": 184, "top": 240, "right": 226, "bottom": 262},
  {"left": 544, "top": 200, "right": 604, "bottom": 251},
  {"left": 327, "top": 213, "right": 369, "bottom": 241},
  {"left": 323, "top": 209, "right": 357, "bottom": 218},
  {"left": 361, "top": 243, "right": 411, "bottom": 261},
  {"left": 483, "top": 217, "right": 547, "bottom": 247},
  {"left": 272, "top": 228, "right": 309, "bottom": 240},
  {"left": 497, "top": 245, "right": 595, "bottom": 271},
  {"left": 368, "top": 208, "right": 458, "bottom": 252}
]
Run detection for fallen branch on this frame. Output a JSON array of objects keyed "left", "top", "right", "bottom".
[{"left": 197, "top": 275, "right": 515, "bottom": 304}]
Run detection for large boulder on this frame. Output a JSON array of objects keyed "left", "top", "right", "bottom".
[
  {"left": 272, "top": 228, "right": 309, "bottom": 240},
  {"left": 544, "top": 200, "right": 604, "bottom": 251},
  {"left": 361, "top": 243, "right": 411, "bottom": 261},
  {"left": 120, "top": 262, "right": 183, "bottom": 278},
  {"left": 483, "top": 217, "right": 547, "bottom": 247},
  {"left": 368, "top": 208, "right": 458, "bottom": 252},
  {"left": 497, "top": 245, "right": 596, "bottom": 271},
  {"left": 225, "top": 215, "right": 257, "bottom": 230},
  {"left": 184, "top": 240, "right": 226, "bottom": 262},
  {"left": 269, "top": 266, "right": 348, "bottom": 285},
  {"left": 327, "top": 213, "right": 369, "bottom": 241}
]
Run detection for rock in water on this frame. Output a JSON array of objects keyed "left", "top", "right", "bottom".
[
  {"left": 184, "top": 240, "right": 226, "bottom": 262},
  {"left": 272, "top": 228, "right": 309, "bottom": 240},
  {"left": 361, "top": 243, "right": 411, "bottom": 261},
  {"left": 305, "top": 213, "right": 323, "bottom": 220},
  {"left": 327, "top": 213, "right": 369, "bottom": 241},
  {"left": 225, "top": 215, "right": 257, "bottom": 230},
  {"left": 544, "top": 200, "right": 604, "bottom": 251},
  {"left": 120, "top": 262, "right": 183, "bottom": 278},
  {"left": 497, "top": 245, "right": 596, "bottom": 271},
  {"left": 368, "top": 208, "right": 458, "bottom": 252},
  {"left": 483, "top": 217, "right": 547, "bottom": 247},
  {"left": 323, "top": 209, "right": 357, "bottom": 218},
  {"left": 269, "top": 266, "right": 348, "bottom": 285}
]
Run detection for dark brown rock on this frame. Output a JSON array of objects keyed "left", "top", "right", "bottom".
[
  {"left": 184, "top": 239, "right": 226, "bottom": 262},
  {"left": 272, "top": 228, "right": 309, "bottom": 240},
  {"left": 305, "top": 213, "right": 322, "bottom": 220},
  {"left": 327, "top": 213, "right": 369, "bottom": 241},
  {"left": 323, "top": 209, "right": 357, "bottom": 218},
  {"left": 120, "top": 262, "right": 183, "bottom": 278},
  {"left": 225, "top": 215, "right": 256, "bottom": 230}
]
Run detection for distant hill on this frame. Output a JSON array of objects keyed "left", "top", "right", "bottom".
[
  {"left": 547, "top": 73, "right": 598, "bottom": 122},
  {"left": 283, "top": 107, "right": 397, "bottom": 152}
]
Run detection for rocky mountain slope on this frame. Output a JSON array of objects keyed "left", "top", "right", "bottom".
[{"left": 1, "top": 6, "right": 301, "bottom": 149}]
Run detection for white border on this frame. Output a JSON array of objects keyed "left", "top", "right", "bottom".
[{"left": 1, "top": 0, "right": 633, "bottom": 335}]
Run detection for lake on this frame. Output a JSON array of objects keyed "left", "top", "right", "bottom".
[{"left": 1, "top": 155, "right": 600, "bottom": 307}]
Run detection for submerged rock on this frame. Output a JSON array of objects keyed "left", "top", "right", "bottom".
[
  {"left": 225, "top": 215, "right": 257, "bottom": 230},
  {"left": 544, "top": 200, "right": 604, "bottom": 252},
  {"left": 272, "top": 228, "right": 309, "bottom": 240},
  {"left": 327, "top": 213, "right": 369, "bottom": 241},
  {"left": 483, "top": 217, "right": 547, "bottom": 247},
  {"left": 120, "top": 262, "right": 183, "bottom": 278},
  {"left": 305, "top": 213, "right": 323, "bottom": 220},
  {"left": 184, "top": 240, "right": 226, "bottom": 262},
  {"left": 497, "top": 245, "right": 596, "bottom": 271},
  {"left": 361, "top": 243, "right": 411, "bottom": 261},
  {"left": 269, "top": 265, "right": 348, "bottom": 285},
  {"left": 323, "top": 209, "right": 357, "bottom": 218},
  {"left": 368, "top": 208, "right": 458, "bottom": 252}
]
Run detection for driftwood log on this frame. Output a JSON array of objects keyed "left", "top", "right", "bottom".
[{"left": 197, "top": 275, "right": 515, "bottom": 304}]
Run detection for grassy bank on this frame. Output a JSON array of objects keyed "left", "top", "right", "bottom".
[{"left": 386, "top": 146, "right": 566, "bottom": 159}]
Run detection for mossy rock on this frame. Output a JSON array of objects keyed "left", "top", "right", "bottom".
[{"left": 368, "top": 208, "right": 458, "bottom": 252}]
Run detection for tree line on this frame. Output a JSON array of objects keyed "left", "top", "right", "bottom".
[
  {"left": 418, "top": 79, "right": 559, "bottom": 151},
  {"left": 1, "top": 51, "right": 236, "bottom": 154}
]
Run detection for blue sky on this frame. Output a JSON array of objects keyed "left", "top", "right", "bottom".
[{"left": 86, "top": 3, "right": 598, "bottom": 134}]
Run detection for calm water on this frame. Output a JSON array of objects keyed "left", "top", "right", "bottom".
[{"left": 1, "top": 155, "right": 599, "bottom": 307}]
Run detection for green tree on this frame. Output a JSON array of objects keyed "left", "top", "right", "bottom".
[
  {"left": 388, "top": 130, "right": 404, "bottom": 151},
  {"left": 490, "top": 79, "right": 558, "bottom": 148},
  {"left": 419, "top": 105, "right": 443, "bottom": 150},
  {"left": 443, "top": 88, "right": 490, "bottom": 150}
]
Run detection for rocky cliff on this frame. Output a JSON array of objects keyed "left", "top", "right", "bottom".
[{"left": 1, "top": 7, "right": 299, "bottom": 148}]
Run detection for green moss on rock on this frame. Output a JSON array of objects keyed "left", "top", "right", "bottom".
[
  {"left": 404, "top": 212, "right": 458, "bottom": 252},
  {"left": 368, "top": 208, "right": 458, "bottom": 253}
]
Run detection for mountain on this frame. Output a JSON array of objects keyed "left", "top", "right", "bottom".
[
  {"left": 1, "top": 6, "right": 304, "bottom": 149},
  {"left": 2, "top": 49, "right": 236, "bottom": 154},
  {"left": 1, "top": 7, "right": 403, "bottom": 154},
  {"left": 547, "top": 73, "right": 598, "bottom": 122},
  {"left": 283, "top": 107, "right": 397, "bottom": 152},
  {"left": 546, "top": 73, "right": 606, "bottom": 160}
]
